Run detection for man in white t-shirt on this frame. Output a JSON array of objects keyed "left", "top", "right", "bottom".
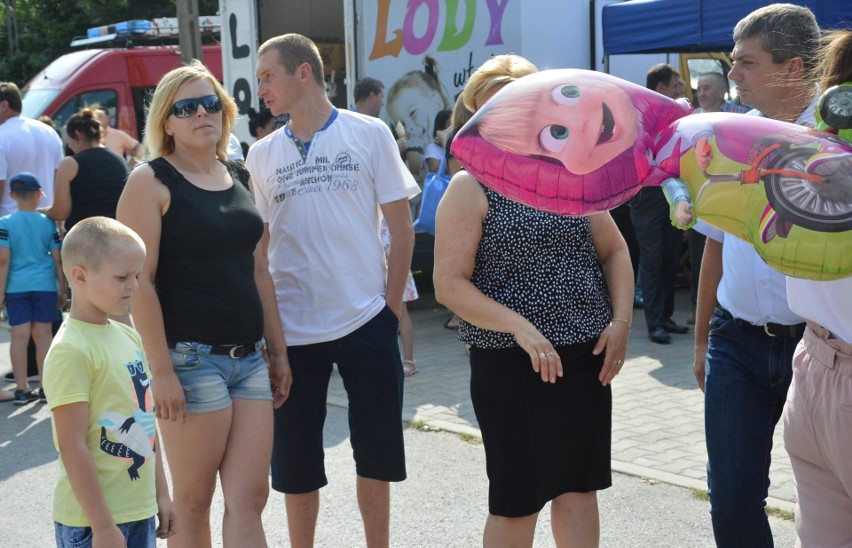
[
  {"left": 245, "top": 33, "right": 419, "bottom": 548},
  {"left": 0, "top": 82, "right": 64, "bottom": 216},
  {"left": 692, "top": 5, "right": 819, "bottom": 546}
]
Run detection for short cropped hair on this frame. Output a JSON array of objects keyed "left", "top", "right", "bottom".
[
  {"left": 733, "top": 3, "right": 820, "bottom": 72},
  {"left": 354, "top": 77, "right": 384, "bottom": 103},
  {"left": 646, "top": 64, "right": 679, "bottom": 91},
  {"left": 462, "top": 54, "right": 538, "bottom": 113},
  {"left": 10, "top": 189, "right": 39, "bottom": 200},
  {"left": 143, "top": 60, "right": 237, "bottom": 161},
  {"left": 698, "top": 72, "right": 728, "bottom": 91},
  {"left": 0, "top": 82, "right": 22, "bottom": 113},
  {"left": 258, "top": 34, "right": 325, "bottom": 87},
  {"left": 62, "top": 217, "right": 145, "bottom": 278}
]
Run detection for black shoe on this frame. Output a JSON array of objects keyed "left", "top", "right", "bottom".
[
  {"left": 13, "top": 389, "right": 38, "bottom": 406},
  {"left": 633, "top": 288, "right": 644, "bottom": 309},
  {"left": 38, "top": 388, "right": 47, "bottom": 404},
  {"left": 649, "top": 327, "right": 672, "bottom": 344},
  {"left": 4, "top": 371, "right": 39, "bottom": 383},
  {"left": 663, "top": 319, "right": 689, "bottom": 334}
]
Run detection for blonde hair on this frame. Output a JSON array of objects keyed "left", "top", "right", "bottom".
[
  {"left": 143, "top": 60, "right": 237, "bottom": 161},
  {"left": 462, "top": 55, "right": 538, "bottom": 113},
  {"left": 62, "top": 217, "right": 145, "bottom": 279},
  {"left": 450, "top": 94, "right": 473, "bottom": 131}
]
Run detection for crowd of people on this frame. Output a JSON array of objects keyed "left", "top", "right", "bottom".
[{"left": 0, "top": 2, "right": 849, "bottom": 547}]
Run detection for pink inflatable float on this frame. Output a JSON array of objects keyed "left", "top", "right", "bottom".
[{"left": 451, "top": 69, "right": 852, "bottom": 280}]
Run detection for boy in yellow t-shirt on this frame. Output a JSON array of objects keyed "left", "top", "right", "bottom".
[{"left": 43, "top": 217, "right": 175, "bottom": 547}]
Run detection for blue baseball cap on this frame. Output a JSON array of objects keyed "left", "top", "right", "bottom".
[{"left": 9, "top": 172, "right": 41, "bottom": 191}]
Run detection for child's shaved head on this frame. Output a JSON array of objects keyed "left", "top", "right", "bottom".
[{"left": 61, "top": 217, "right": 145, "bottom": 278}]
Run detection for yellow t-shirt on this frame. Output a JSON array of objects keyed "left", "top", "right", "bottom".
[{"left": 44, "top": 318, "right": 158, "bottom": 527}]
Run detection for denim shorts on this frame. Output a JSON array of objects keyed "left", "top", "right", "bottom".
[
  {"left": 55, "top": 516, "right": 155, "bottom": 548},
  {"left": 168, "top": 340, "right": 271, "bottom": 414},
  {"left": 5, "top": 291, "right": 57, "bottom": 326}
]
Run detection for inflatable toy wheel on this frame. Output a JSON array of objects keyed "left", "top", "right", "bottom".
[
  {"left": 764, "top": 148, "right": 852, "bottom": 233},
  {"left": 818, "top": 85, "right": 852, "bottom": 130}
]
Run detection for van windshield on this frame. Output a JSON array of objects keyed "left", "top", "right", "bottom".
[{"left": 21, "top": 89, "right": 60, "bottom": 119}]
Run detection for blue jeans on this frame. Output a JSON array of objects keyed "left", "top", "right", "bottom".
[
  {"left": 704, "top": 307, "right": 799, "bottom": 547},
  {"left": 55, "top": 516, "right": 155, "bottom": 547}
]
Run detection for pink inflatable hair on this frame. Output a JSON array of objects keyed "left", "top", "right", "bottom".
[{"left": 451, "top": 69, "right": 692, "bottom": 216}]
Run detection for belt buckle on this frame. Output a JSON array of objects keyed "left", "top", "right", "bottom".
[
  {"left": 763, "top": 324, "right": 777, "bottom": 337},
  {"left": 229, "top": 344, "right": 245, "bottom": 359}
]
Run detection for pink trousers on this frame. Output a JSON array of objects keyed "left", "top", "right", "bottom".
[{"left": 783, "top": 322, "right": 852, "bottom": 547}]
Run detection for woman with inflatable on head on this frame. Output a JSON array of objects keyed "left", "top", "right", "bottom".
[{"left": 434, "top": 55, "right": 634, "bottom": 547}]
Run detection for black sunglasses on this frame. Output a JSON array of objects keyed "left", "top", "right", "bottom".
[{"left": 170, "top": 94, "right": 223, "bottom": 118}]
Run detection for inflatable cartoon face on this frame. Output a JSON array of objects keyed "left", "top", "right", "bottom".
[
  {"left": 474, "top": 74, "right": 639, "bottom": 175},
  {"left": 451, "top": 69, "right": 692, "bottom": 216}
]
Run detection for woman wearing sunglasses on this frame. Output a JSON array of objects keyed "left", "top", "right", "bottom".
[{"left": 117, "top": 60, "right": 290, "bottom": 547}]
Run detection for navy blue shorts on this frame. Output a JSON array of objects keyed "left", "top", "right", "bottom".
[
  {"left": 5, "top": 291, "right": 57, "bottom": 326},
  {"left": 271, "top": 305, "right": 407, "bottom": 494}
]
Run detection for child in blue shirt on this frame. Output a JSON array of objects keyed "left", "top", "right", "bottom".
[{"left": 0, "top": 172, "right": 65, "bottom": 405}]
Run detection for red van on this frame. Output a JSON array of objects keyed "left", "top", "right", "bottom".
[{"left": 21, "top": 44, "right": 222, "bottom": 142}]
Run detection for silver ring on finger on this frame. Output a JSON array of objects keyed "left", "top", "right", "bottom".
[
  {"left": 538, "top": 352, "right": 547, "bottom": 359},
  {"left": 547, "top": 352, "right": 556, "bottom": 357},
  {"left": 614, "top": 359, "right": 624, "bottom": 367}
]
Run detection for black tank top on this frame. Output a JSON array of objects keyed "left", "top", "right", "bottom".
[
  {"left": 459, "top": 185, "right": 612, "bottom": 349},
  {"left": 149, "top": 157, "right": 264, "bottom": 345},
  {"left": 66, "top": 147, "right": 129, "bottom": 230}
]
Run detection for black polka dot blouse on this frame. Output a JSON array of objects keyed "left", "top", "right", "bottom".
[{"left": 459, "top": 185, "right": 613, "bottom": 349}]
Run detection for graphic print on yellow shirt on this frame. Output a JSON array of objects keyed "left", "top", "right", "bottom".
[{"left": 96, "top": 350, "right": 155, "bottom": 480}]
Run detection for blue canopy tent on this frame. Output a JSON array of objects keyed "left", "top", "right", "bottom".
[{"left": 603, "top": 0, "right": 852, "bottom": 55}]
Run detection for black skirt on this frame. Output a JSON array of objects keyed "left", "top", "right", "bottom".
[{"left": 469, "top": 341, "right": 612, "bottom": 517}]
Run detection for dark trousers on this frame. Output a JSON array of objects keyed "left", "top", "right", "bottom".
[
  {"left": 629, "top": 187, "right": 682, "bottom": 331},
  {"left": 26, "top": 310, "right": 62, "bottom": 375},
  {"left": 611, "top": 203, "right": 640, "bottom": 281},
  {"left": 705, "top": 307, "right": 798, "bottom": 547},
  {"left": 688, "top": 229, "right": 706, "bottom": 307}
]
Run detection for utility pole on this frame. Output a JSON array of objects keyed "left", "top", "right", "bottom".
[
  {"left": 176, "top": 0, "right": 203, "bottom": 64},
  {"left": 5, "top": 0, "right": 19, "bottom": 56}
]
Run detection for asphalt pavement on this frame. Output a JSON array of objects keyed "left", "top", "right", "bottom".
[
  {"left": 0, "top": 288, "right": 799, "bottom": 546},
  {"left": 373, "top": 289, "right": 796, "bottom": 511}
]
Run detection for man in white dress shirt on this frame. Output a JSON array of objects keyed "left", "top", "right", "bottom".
[{"left": 692, "top": 4, "right": 819, "bottom": 546}]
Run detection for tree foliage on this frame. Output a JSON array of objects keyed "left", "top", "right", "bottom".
[{"left": 1, "top": 0, "right": 220, "bottom": 85}]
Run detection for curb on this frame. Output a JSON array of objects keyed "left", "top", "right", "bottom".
[{"left": 327, "top": 395, "right": 797, "bottom": 514}]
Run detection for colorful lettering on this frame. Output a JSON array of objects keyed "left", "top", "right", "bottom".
[
  {"left": 370, "top": 0, "right": 404, "bottom": 60},
  {"left": 485, "top": 0, "right": 509, "bottom": 45},
  {"left": 438, "top": 0, "right": 476, "bottom": 52},
  {"left": 369, "top": 0, "right": 509, "bottom": 60},
  {"left": 403, "top": 0, "right": 440, "bottom": 56}
]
